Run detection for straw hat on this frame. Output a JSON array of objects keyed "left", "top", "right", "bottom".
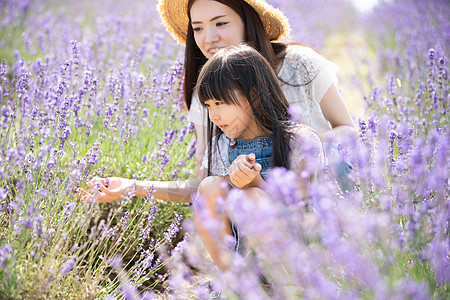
[{"left": 157, "top": 0, "right": 291, "bottom": 45}]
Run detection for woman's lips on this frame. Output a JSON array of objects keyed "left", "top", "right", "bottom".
[{"left": 208, "top": 47, "right": 222, "bottom": 56}]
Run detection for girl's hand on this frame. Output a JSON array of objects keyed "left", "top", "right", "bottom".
[
  {"left": 229, "top": 153, "right": 263, "bottom": 188},
  {"left": 75, "top": 177, "right": 135, "bottom": 202}
]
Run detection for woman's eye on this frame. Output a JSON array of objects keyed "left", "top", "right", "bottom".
[
  {"left": 216, "top": 22, "right": 228, "bottom": 27},
  {"left": 204, "top": 104, "right": 210, "bottom": 108},
  {"left": 193, "top": 27, "right": 202, "bottom": 32},
  {"left": 215, "top": 101, "right": 222, "bottom": 106}
]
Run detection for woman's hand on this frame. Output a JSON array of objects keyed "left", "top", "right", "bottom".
[
  {"left": 229, "top": 153, "right": 263, "bottom": 188},
  {"left": 76, "top": 177, "right": 135, "bottom": 202}
]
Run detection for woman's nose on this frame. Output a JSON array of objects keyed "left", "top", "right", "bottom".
[{"left": 205, "top": 27, "right": 219, "bottom": 44}]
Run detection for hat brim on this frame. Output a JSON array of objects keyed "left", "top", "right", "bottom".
[{"left": 157, "top": 0, "right": 291, "bottom": 45}]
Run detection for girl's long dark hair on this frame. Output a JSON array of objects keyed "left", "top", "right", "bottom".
[
  {"left": 184, "top": 0, "right": 287, "bottom": 109},
  {"left": 196, "top": 44, "right": 292, "bottom": 173}
]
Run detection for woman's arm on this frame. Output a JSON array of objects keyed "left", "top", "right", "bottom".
[
  {"left": 77, "top": 122, "right": 208, "bottom": 203},
  {"left": 194, "top": 123, "right": 208, "bottom": 179},
  {"left": 78, "top": 177, "right": 201, "bottom": 203},
  {"left": 318, "top": 83, "right": 358, "bottom": 143}
]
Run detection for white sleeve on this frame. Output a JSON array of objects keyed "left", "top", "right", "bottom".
[
  {"left": 311, "top": 51, "right": 339, "bottom": 104},
  {"left": 201, "top": 134, "right": 230, "bottom": 176},
  {"left": 289, "top": 125, "right": 326, "bottom": 174},
  {"left": 187, "top": 93, "right": 208, "bottom": 125},
  {"left": 287, "top": 45, "right": 339, "bottom": 103}
]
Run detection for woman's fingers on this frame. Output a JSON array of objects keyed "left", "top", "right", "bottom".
[
  {"left": 76, "top": 188, "right": 95, "bottom": 202},
  {"left": 76, "top": 184, "right": 112, "bottom": 203},
  {"left": 87, "top": 177, "right": 110, "bottom": 189},
  {"left": 95, "top": 181, "right": 111, "bottom": 195}
]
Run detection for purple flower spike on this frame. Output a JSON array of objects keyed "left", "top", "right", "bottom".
[{"left": 60, "top": 258, "right": 76, "bottom": 274}]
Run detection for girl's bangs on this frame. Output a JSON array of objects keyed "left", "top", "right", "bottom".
[{"left": 198, "top": 70, "right": 242, "bottom": 106}]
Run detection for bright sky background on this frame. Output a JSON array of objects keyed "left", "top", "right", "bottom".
[{"left": 348, "top": 0, "right": 381, "bottom": 12}]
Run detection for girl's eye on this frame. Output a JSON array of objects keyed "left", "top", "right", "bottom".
[
  {"left": 204, "top": 104, "right": 210, "bottom": 108},
  {"left": 216, "top": 22, "right": 228, "bottom": 27},
  {"left": 193, "top": 27, "right": 202, "bottom": 32},
  {"left": 215, "top": 101, "right": 222, "bottom": 106}
]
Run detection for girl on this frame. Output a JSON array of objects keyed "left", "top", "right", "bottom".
[
  {"left": 193, "top": 44, "right": 326, "bottom": 269},
  {"left": 78, "top": 0, "right": 353, "bottom": 203}
]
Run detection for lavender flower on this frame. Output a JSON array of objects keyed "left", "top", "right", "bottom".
[
  {"left": 0, "top": 243, "right": 12, "bottom": 269},
  {"left": 163, "top": 213, "right": 182, "bottom": 244},
  {"left": 60, "top": 258, "right": 76, "bottom": 274}
]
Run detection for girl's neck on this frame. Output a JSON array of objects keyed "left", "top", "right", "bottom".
[{"left": 233, "top": 128, "right": 272, "bottom": 141}]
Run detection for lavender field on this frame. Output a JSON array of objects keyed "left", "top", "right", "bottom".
[{"left": 0, "top": 0, "right": 448, "bottom": 299}]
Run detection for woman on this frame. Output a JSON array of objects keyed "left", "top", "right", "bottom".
[{"left": 78, "top": 0, "right": 355, "bottom": 202}]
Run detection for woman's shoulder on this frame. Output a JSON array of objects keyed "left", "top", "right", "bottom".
[
  {"left": 280, "top": 44, "right": 339, "bottom": 91},
  {"left": 280, "top": 44, "right": 325, "bottom": 78},
  {"left": 284, "top": 44, "right": 324, "bottom": 62},
  {"left": 288, "top": 124, "right": 324, "bottom": 154},
  {"left": 288, "top": 123, "right": 320, "bottom": 141}
]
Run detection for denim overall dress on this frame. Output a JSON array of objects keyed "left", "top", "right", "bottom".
[
  {"left": 228, "top": 136, "right": 273, "bottom": 179},
  {"left": 228, "top": 136, "right": 273, "bottom": 254}
]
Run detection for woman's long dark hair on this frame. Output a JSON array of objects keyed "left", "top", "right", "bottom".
[
  {"left": 184, "top": 0, "right": 287, "bottom": 109},
  {"left": 196, "top": 44, "right": 292, "bottom": 173}
]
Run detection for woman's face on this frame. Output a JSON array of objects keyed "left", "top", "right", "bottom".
[{"left": 190, "top": 0, "right": 245, "bottom": 59}]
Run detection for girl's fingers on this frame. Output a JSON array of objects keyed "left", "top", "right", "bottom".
[
  {"left": 236, "top": 161, "right": 253, "bottom": 177},
  {"left": 233, "top": 156, "right": 253, "bottom": 170},
  {"left": 246, "top": 153, "right": 256, "bottom": 163},
  {"left": 230, "top": 168, "right": 243, "bottom": 182},
  {"left": 230, "top": 168, "right": 247, "bottom": 186},
  {"left": 237, "top": 159, "right": 261, "bottom": 176},
  {"left": 230, "top": 167, "right": 257, "bottom": 188},
  {"left": 233, "top": 160, "right": 250, "bottom": 171}
]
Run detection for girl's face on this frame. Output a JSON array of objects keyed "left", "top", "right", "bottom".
[
  {"left": 190, "top": 0, "right": 245, "bottom": 59},
  {"left": 204, "top": 92, "right": 265, "bottom": 140}
]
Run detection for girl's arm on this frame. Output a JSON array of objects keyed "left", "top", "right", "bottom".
[
  {"left": 318, "top": 83, "right": 358, "bottom": 143},
  {"left": 77, "top": 177, "right": 201, "bottom": 203}
]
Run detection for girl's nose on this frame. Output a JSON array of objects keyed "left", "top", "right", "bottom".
[{"left": 209, "top": 108, "right": 220, "bottom": 121}]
